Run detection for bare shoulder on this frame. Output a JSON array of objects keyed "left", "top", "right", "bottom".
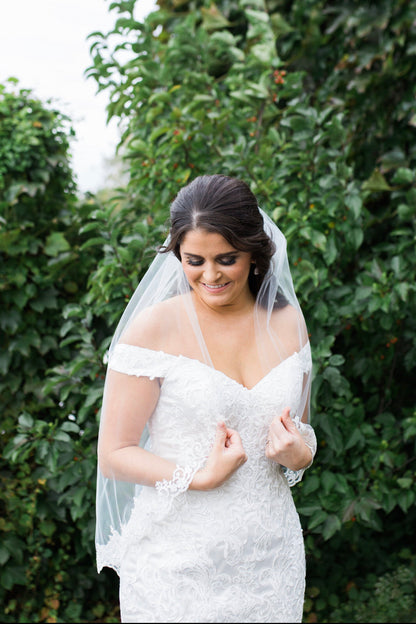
[
  {"left": 118, "top": 295, "right": 186, "bottom": 350},
  {"left": 270, "top": 302, "right": 303, "bottom": 326},
  {"left": 269, "top": 303, "right": 308, "bottom": 350}
]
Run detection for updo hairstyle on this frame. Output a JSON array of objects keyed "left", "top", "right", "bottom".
[{"left": 161, "top": 174, "right": 276, "bottom": 297}]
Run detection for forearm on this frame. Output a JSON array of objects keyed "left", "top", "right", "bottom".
[
  {"left": 100, "top": 446, "right": 177, "bottom": 486},
  {"left": 100, "top": 445, "right": 212, "bottom": 492}
]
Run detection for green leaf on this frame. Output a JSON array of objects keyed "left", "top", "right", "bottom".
[
  {"left": 53, "top": 431, "right": 71, "bottom": 443},
  {"left": 362, "top": 170, "right": 392, "bottom": 192},
  {"left": 397, "top": 478, "right": 413, "bottom": 489},
  {"left": 18, "top": 413, "right": 34, "bottom": 429},
  {"left": 61, "top": 421, "right": 81, "bottom": 434},
  {"left": 297, "top": 504, "right": 322, "bottom": 516},
  {"left": 391, "top": 167, "right": 414, "bottom": 185},
  {"left": 0, "top": 349, "right": 12, "bottom": 375},
  {"left": 251, "top": 41, "right": 276, "bottom": 65},
  {"left": 323, "top": 366, "right": 343, "bottom": 391},
  {"left": 318, "top": 413, "right": 344, "bottom": 454},
  {"left": 307, "top": 510, "right": 328, "bottom": 531},
  {"left": 322, "top": 514, "right": 342, "bottom": 540},
  {"left": 398, "top": 490, "right": 415, "bottom": 513},
  {"left": 300, "top": 227, "right": 327, "bottom": 250},
  {"left": 200, "top": 5, "right": 230, "bottom": 31},
  {"left": 347, "top": 227, "right": 364, "bottom": 249},
  {"left": 395, "top": 282, "right": 409, "bottom": 302},
  {"left": 345, "top": 427, "right": 365, "bottom": 451},
  {"left": 321, "top": 470, "right": 338, "bottom": 496},
  {"left": 328, "top": 354, "right": 345, "bottom": 366},
  {"left": 39, "top": 520, "right": 56, "bottom": 537},
  {"left": 0, "top": 565, "right": 27, "bottom": 589},
  {"left": 302, "top": 474, "right": 320, "bottom": 495},
  {"left": 79, "top": 236, "right": 108, "bottom": 251},
  {"left": 0, "top": 546, "right": 10, "bottom": 565},
  {"left": 44, "top": 232, "right": 71, "bottom": 256},
  {"left": 73, "top": 485, "right": 88, "bottom": 507},
  {"left": 345, "top": 194, "right": 362, "bottom": 218},
  {"left": 270, "top": 12, "right": 293, "bottom": 36}
]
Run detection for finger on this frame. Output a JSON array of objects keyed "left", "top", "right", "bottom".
[
  {"left": 281, "top": 408, "right": 297, "bottom": 433},
  {"left": 227, "top": 435, "right": 245, "bottom": 453},
  {"left": 225, "top": 427, "right": 241, "bottom": 442},
  {"left": 215, "top": 421, "right": 228, "bottom": 445},
  {"left": 271, "top": 407, "right": 290, "bottom": 428},
  {"left": 269, "top": 417, "right": 285, "bottom": 437}
]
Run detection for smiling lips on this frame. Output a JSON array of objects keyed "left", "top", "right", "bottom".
[{"left": 201, "top": 282, "right": 230, "bottom": 292}]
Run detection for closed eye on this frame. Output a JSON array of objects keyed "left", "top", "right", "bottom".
[
  {"left": 218, "top": 256, "right": 237, "bottom": 265},
  {"left": 186, "top": 258, "right": 204, "bottom": 266},
  {"left": 184, "top": 254, "right": 238, "bottom": 266}
]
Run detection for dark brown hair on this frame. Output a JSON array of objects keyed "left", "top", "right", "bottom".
[{"left": 161, "top": 174, "right": 276, "bottom": 297}]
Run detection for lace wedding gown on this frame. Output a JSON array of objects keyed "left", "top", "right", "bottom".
[{"left": 97, "top": 341, "right": 313, "bottom": 623}]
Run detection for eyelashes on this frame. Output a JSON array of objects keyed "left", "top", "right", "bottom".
[
  {"left": 186, "top": 257, "right": 237, "bottom": 267},
  {"left": 219, "top": 257, "right": 237, "bottom": 266}
]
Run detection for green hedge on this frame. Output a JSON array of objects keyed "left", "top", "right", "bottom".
[
  {"left": 0, "top": 80, "right": 118, "bottom": 623},
  {"left": 1, "top": 0, "right": 416, "bottom": 621}
]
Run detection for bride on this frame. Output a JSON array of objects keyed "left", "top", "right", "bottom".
[{"left": 95, "top": 174, "right": 317, "bottom": 623}]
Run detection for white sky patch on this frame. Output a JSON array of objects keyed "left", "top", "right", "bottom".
[{"left": 0, "top": 0, "right": 156, "bottom": 193}]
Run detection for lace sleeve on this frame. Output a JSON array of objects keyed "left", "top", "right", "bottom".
[
  {"left": 108, "top": 343, "right": 173, "bottom": 380},
  {"left": 155, "top": 459, "right": 205, "bottom": 498},
  {"left": 283, "top": 417, "right": 317, "bottom": 487}
]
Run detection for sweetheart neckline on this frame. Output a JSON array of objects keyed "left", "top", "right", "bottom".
[{"left": 114, "top": 342, "right": 310, "bottom": 392}]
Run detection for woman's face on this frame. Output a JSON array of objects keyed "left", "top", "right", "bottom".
[{"left": 179, "top": 228, "right": 253, "bottom": 310}]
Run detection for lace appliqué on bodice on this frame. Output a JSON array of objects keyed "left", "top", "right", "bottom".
[
  {"left": 110, "top": 341, "right": 316, "bottom": 490},
  {"left": 98, "top": 341, "right": 315, "bottom": 623}
]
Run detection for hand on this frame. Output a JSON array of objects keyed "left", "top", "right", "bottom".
[
  {"left": 191, "top": 421, "right": 247, "bottom": 490},
  {"left": 265, "top": 407, "right": 312, "bottom": 471}
]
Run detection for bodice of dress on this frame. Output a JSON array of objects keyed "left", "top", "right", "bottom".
[{"left": 109, "top": 341, "right": 312, "bottom": 478}]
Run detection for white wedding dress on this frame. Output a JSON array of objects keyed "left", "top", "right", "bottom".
[{"left": 97, "top": 340, "right": 314, "bottom": 623}]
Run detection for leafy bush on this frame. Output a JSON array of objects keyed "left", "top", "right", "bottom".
[
  {"left": 0, "top": 80, "right": 118, "bottom": 623},
  {"left": 86, "top": 0, "right": 416, "bottom": 620},
  {"left": 328, "top": 552, "right": 416, "bottom": 623},
  {"left": 1, "top": 0, "right": 416, "bottom": 621}
]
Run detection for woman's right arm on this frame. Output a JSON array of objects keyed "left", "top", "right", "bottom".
[
  {"left": 98, "top": 370, "right": 247, "bottom": 490},
  {"left": 98, "top": 369, "right": 180, "bottom": 486}
]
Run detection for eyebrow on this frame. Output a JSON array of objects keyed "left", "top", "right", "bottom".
[{"left": 183, "top": 251, "right": 239, "bottom": 259}]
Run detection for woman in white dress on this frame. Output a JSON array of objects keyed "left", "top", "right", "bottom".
[{"left": 95, "top": 174, "right": 317, "bottom": 623}]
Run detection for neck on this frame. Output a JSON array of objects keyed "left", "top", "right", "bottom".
[{"left": 191, "top": 289, "right": 256, "bottom": 319}]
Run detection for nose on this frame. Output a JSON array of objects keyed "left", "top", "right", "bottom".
[{"left": 202, "top": 262, "right": 220, "bottom": 283}]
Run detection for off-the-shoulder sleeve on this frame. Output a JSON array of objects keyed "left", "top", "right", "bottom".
[{"left": 108, "top": 344, "right": 173, "bottom": 380}]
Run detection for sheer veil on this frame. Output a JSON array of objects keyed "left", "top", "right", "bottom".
[{"left": 95, "top": 204, "right": 314, "bottom": 575}]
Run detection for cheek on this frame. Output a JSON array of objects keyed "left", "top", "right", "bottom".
[
  {"left": 231, "top": 262, "right": 252, "bottom": 280},
  {"left": 181, "top": 264, "right": 199, "bottom": 282}
]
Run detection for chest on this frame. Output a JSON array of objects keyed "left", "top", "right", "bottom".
[
  {"left": 153, "top": 355, "right": 304, "bottom": 438},
  {"left": 200, "top": 319, "right": 263, "bottom": 389}
]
